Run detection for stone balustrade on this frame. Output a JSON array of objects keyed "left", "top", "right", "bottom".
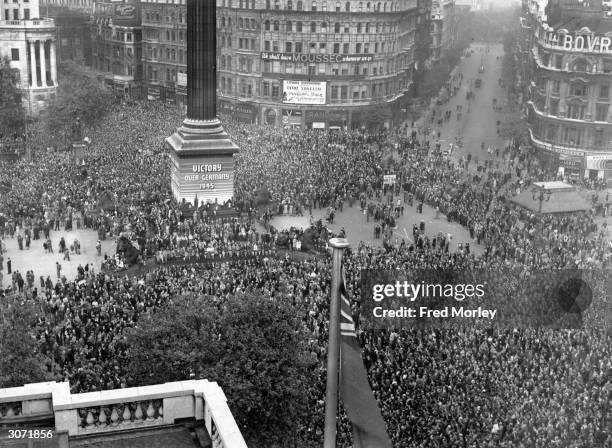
[{"left": 0, "top": 380, "right": 247, "bottom": 447}]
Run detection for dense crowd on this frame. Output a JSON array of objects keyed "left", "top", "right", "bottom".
[{"left": 1, "top": 99, "right": 610, "bottom": 447}]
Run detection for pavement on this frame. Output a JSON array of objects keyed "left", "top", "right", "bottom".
[{"left": 1, "top": 229, "right": 116, "bottom": 284}]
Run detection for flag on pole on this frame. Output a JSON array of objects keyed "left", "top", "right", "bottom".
[{"left": 339, "top": 270, "right": 392, "bottom": 448}]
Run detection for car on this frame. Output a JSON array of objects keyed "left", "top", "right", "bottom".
[
  {"left": 475, "top": 79, "right": 482, "bottom": 88},
  {"left": 479, "top": 65, "right": 485, "bottom": 73}
]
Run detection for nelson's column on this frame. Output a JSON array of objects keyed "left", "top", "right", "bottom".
[{"left": 166, "top": 0, "right": 239, "bottom": 205}]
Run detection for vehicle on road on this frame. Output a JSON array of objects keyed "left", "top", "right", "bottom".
[
  {"left": 479, "top": 65, "right": 484, "bottom": 73},
  {"left": 475, "top": 79, "right": 482, "bottom": 88}
]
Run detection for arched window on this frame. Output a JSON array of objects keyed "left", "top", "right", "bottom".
[
  {"left": 365, "top": 22, "right": 370, "bottom": 32},
  {"left": 310, "top": 21, "right": 317, "bottom": 32},
  {"left": 264, "top": 20, "right": 270, "bottom": 30},
  {"left": 274, "top": 20, "right": 280, "bottom": 30},
  {"left": 321, "top": 21, "right": 327, "bottom": 32},
  {"left": 357, "top": 22, "right": 362, "bottom": 32},
  {"left": 334, "top": 22, "right": 341, "bottom": 33},
  {"left": 296, "top": 21, "right": 303, "bottom": 31},
  {"left": 297, "top": 0, "right": 303, "bottom": 9},
  {"left": 286, "top": 20, "right": 293, "bottom": 31},
  {"left": 346, "top": 1, "right": 350, "bottom": 11},
  {"left": 312, "top": 0, "right": 317, "bottom": 10},
  {"left": 287, "top": 0, "right": 293, "bottom": 8},
  {"left": 572, "top": 58, "right": 589, "bottom": 72}
]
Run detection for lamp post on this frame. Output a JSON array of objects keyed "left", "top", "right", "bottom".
[{"left": 532, "top": 188, "right": 551, "bottom": 213}]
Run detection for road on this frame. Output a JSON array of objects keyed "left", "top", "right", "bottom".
[{"left": 431, "top": 43, "right": 512, "bottom": 165}]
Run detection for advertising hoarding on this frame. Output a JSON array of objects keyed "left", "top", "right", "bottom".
[
  {"left": 261, "top": 52, "right": 375, "bottom": 63},
  {"left": 282, "top": 81, "right": 326, "bottom": 105}
]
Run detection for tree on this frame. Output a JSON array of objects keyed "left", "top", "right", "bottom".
[
  {"left": 0, "top": 294, "right": 51, "bottom": 388},
  {"left": 499, "top": 113, "right": 529, "bottom": 146},
  {"left": 44, "top": 61, "right": 115, "bottom": 144},
  {"left": 126, "top": 293, "right": 317, "bottom": 447},
  {"left": 0, "top": 57, "right": 25, "bottom": 135}
]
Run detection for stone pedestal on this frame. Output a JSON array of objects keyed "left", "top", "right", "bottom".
[
  {"left": 166, "top": 119, "right": 239, "bottom": 205},
  {"left": 72, "top": 142, "right": 86, "bottom": 166}
]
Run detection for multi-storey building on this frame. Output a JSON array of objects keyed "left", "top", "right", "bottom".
[
  {"left": 40, "top": 0, "right": 96, "bottom": 13},
  {"left": 0, "top": 0, "right": 58, "bottom": 114},
  {"left": 140, "top": 0, "right": 187, "bottom": 104},
  {"left": 91, "top": 0, "right": 142, "bottom": 96},
  {"left": 523, "top": 0, "right": 612, "bottom": 181},
  {"left": 430, "top": 0, "right": 457, "bottom": 61},
  {"left": 42, "top": 5, "right": 92, "bottom": 65},
  {"left": 141, "top": 0, "right": 430, "bottom": 128}
]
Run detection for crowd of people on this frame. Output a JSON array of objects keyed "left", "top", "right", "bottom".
[{"left": 0, "top": 90, "right": 610, "bottom": 447}]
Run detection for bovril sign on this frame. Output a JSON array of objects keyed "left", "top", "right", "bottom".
[{"left": 544, "top": 32, "right": 612, "bottom": 54}]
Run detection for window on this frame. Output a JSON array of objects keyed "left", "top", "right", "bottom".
[
  {"left": 312, "top": 0, "right": 317, "bottom": 10},
  {"left": 567, "top": 103, "right": 585, "bottom": 120},
  {"left": 603, "top": 60, "right": 612, "bottom": 74},
  {"left": 333, "top": 43, "right": 340, "bottom": 54},
  {"left": 570, "top": 83, "right": 587, "bottom": 97},
  {"left": 572, "top": 59, "right": 588, "bottom": 72},
  {"left": 554, "top": 55, "right": 563, "bottom": 69},
  {"left": 599, "top": 85, "right": 610, "bottom": 101},
  {"left": 286, "top": 41, "right": 292, "bottom": 52},
  {"left": 549, "top": 98, "right": 559, "bottom": 115},
  {"left": 295, "top": 42, "right": 303, "bottom": 52},
  {"left": 287, "top": 20, "right": 293, "bottom": 31},
  {"left": 321, "top": 22, "right": 327, "bottom": 32},
  {"left": 264, "top": 40, "right": 270, "bottom": 50},
  {"left": 296, "top": 21, "right": 303, "bottom": 32},
  {"left": 340, "top": 86, "right": 348, "bottom": 99},
  {"left": 356, "top": 43, "right": 361, "bottom": 53},
  {"left": 266, "top": 0, "right": 270, "bottom": 7},
  {"left": 23, "top": 8, "right": 29, "bottom": 19},
  {"left": 365, "top": 23, "right": 370, "bottom": 33},
  {"left": 287, "top": 0, "right": 293, "bottom": 9},
  {"left": 357, "top": 23, "right": 362, "bottom": 33},
  {"left": 594, "top": 129, "right": 604, "bottom": 147},
  {"left": 264, "top": 20, "right": 270, "bottom": 31},
  {"left": 346, "top": 2, "right": 350, "bottom": 11},
  {"left": 275, "top": 0, "right": 280, "bottom": 8},
  {"left": 308, "top": 65, "right": 316, "bottom": 74},
  {"left": 310, "top": 22, "right": 316, "bottom": 32},
  {"left": 297, "top": 0, "right": 303, "bottom": 9},
  {"left": 331, "top": 85, "right": 338, "bottom": 99},
  {"left": 13, "top": 9, "right": 18, "bottom": 19},
  {"left": 364, "top": 43, "right": 369, "bottom": 53},
  {"left": 343, "top": 43, "right": 349, "bottom": 53},
  {"left": 10, "top": 48, "right": 18, "bottom": 61},
  {"left": 263, "top": 81, "right": 270, "bottom": 96},
  {"left": 272, "top": 84, "right": 280, "bottom": 97},
  {"left": 596, "top": 104, "right": 609, "bottom": 122},
  {"left": 273, "top": 41, "right": 279, "bottom": 51},
  {"left": 334, "top": 23, "right": 341, "bottom": 33},
  {"left": 552, "top": 80, "right": 560, "bottom": 95},
  {"left": 273, "top": 20, "right": 279, "bottom": 31}
]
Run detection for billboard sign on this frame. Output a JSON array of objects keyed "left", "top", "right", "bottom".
[
  {"left": 586, "top": 155, "right": 612, "bottom": 170},
  {"left": 282, "top": 80, "right": 326, "bottom": 105},
  {"left": 261, "top": 52, "right": 374, "bottom": 63},
  {"left": 177, "top": 72, "right": 187, "bottom": 87},
  {"left": 171, "top": 157, "right": 235, "bottom": 205}
]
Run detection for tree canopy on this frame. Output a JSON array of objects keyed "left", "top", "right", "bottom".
[
  {"left": 0, "top": 294, "right": 52, "bottom": 388},
  {"left": 0, "top": 56, "right": 26, "bottom": 135},
  {"left": 126, "top": 293, "right": 317, "bottom": 447},
  {"left": 44, "top": 61, "right": 115, "bottom": 144}
]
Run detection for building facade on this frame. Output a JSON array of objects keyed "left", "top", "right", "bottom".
[
  {"left": 523, "top": 0, "right": 612, "bottom": 180},
  {"left": 141, "top": 0, "right": 431, "bottom": 128},
  {"left": 40, "top": 0, "right": 96, "bottom": 13},
  {"left": 91, "top": 0, "right": 142, "bottom": 96},
  {"left": 430, "top": 0, "right": 457, "bottom": 61},
  {"left": 0, "top": 0, "right": 58, "bottom": 114}
]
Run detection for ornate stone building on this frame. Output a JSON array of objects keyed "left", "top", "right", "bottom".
[
  {"left": 0, "top": 0, "right": 58, "bottom": 114},
  {"left": 523, "top": 0, "right": 612, "bottom": 180},
  {"left": 91, "top": 0, "right": 142, "bottom": 96},
  {"left": 141, "top": 0, "right": 431, "bottom": 128},
  {"left": 430, "top": 0, "right": 457, "bottom": 62}
]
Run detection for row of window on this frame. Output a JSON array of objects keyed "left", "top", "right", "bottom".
[
  {"left": 143, "top": 10, "right": 185, "bottom": 24},
  {"left": 539, "top": 52, "right": 612, "bottom": 74},
  {"left": 145, "top": 45, "right": 185, "bottom": 63},
  {"left": 219, "top": 0, "right": 399, "bottom": 12},
  {"left": 260, "top": 19, "right": 395, "bottom": 33},
  {"left": 538, "top": 78, "right": 610, "bottom": 100},
  {"left": 2, "top": 7, "right": 30, "bottom": 20},
  {"left": 534, "top": 121, "right": 608, "bottom": 149},
  {"left": 147, "top": 65, "right": 184, "bottom": 83},
  {"left": 143, "top": 29, "right": 185, "bottom": 43}
]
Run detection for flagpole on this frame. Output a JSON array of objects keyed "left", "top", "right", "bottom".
[{"left": 324, "top": 237, "right": 350, "bottom": 448}]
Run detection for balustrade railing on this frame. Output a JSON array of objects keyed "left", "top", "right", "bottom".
[{"left": 77, "top": 400, "right": 164, "bottom": 433}]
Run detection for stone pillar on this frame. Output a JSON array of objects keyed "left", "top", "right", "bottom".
[
  {"left": 29, "top": 40, "right": 38, "bottom": 87},
  {"left": 50, "top": 40, "right": 57, "bottom": 86},
  {"left": 186, "top": 0, "right": 217, "bottom": 120},
  {"left": 40, "top": 41, "right": 47, "bottom": 86}
]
